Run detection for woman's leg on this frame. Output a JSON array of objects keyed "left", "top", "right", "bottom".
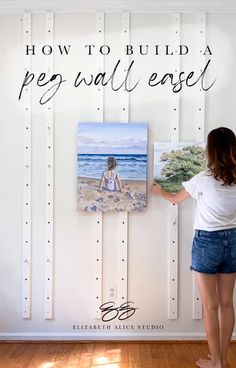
[
  {"left": 216, "top": 273, "right": 236, "bottom": 366},
  {"left": 195, "top": 271, "right": 222, "bottom": 368}
]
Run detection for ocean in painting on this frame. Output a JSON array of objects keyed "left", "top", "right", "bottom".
[{"left": 77, "top": 153, "right": 147, "bottom": 180}]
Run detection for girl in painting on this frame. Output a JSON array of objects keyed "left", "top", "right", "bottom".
[
  {"left": 99, "top": 156, "right": 123, "bottom": 192},
  {"left": 151, "top": 127, "right": 236, "bottom": 368}
]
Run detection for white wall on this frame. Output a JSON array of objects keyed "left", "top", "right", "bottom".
[{"left": 0, "top": 8, "right": 236, "bottom": 340}]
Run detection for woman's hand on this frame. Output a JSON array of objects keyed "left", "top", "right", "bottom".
[
  {"left": 150, "top": 182, "right": 163, "bottom": 195},
  {"left": 150, "top": 183, "right": 190, "bottom": 204}
]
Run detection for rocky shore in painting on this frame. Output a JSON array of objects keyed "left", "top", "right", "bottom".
[{"left": 77, "top": 177, "right": 146, "bottom": 212}]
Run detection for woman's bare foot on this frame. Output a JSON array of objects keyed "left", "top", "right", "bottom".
[
  {"left": 207, "top": 354, "right": 226, "bottom": 368},
  {"left": 196, "top": 357, "right": 222, "bottom": 368}
]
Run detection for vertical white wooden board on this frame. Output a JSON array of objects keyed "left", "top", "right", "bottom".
[
  {"left": 116, "top": 11, "right": 129, "bottom": 306},
  {"left": 168, "top": 13, "right": 180, "bottom": 320},
  {"left": 170, "top": 13, "right": 180, "bottom": 144},
  {"left": 44, "top": 11, "right": 54, "bottom": 319},
  {"left": 168, "top": 202, "right": 179, "bottom": 319},
  {"left": 22, "top": 11, "right": 32, "bottom": 319},
  {"left": 94, "top": 11, "right": 104, "bottom": 319},
  {"left": 192, "top": 13, "right": 206, "bottom": 320}
]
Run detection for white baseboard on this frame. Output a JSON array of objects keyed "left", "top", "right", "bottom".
[{"left": 0, "top": 332, "right": 236, "bottom": 341}]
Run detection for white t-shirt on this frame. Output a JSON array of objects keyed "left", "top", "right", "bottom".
[{"left": 182, "top": 171, "right": 236, "bottom": 231}]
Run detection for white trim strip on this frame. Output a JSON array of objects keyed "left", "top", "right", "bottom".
[
  {"left": 116, "top": 11, "right": 130, "bottom": 306},
  {"left": 168, "top": 13, "right": 180, "bottom": 320},
  {"left": 94, "top": 11, "right": 104, "bottom": 319},
  {"left": 44, "top": 11, "right": 54, "bottom": 319},
  {"left": 192, "top": 13, "right": 206, "bottom": 320},
  {"left": 22, "top": 11, "right": 32, "bottom": 320},
  {"left": 1, "top": 331, "right": 224, "bottom": 340}
]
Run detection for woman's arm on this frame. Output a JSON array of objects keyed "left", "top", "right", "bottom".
[
  {"left": 150, "top": 183, "right": 190, "bottom": 204},
  {"left": 99, "top": 174, "right": 104, "bottom": 190},
  {"left": 116, "top": 175, "right": 123, "bottom": 192}
]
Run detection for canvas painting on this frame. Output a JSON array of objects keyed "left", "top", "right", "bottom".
[
  {"left": 153, "top": 142, "right": 205, "bottom": 192},
  {"left": 77, "top": 122, "right": 148, "bottom": 212}
]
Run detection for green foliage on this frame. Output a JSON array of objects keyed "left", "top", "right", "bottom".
[{"left": 154, "top": 145, "right": 205, "bottom": 192}]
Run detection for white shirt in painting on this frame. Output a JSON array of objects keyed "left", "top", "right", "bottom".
[{"left": 182, "top": 170, "right": 236, "bottom": 231}]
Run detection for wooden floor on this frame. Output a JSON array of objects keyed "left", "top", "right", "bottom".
[{"left": 0, "top": 342, "right": 236, "bottom": 368}]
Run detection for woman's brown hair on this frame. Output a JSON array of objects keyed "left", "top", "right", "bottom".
[
  {"left": 206, "top": 127, "right": 236, "bottom": 185},
  {"left": 107, "top": 156, "right": 117, "bottom": 171}
]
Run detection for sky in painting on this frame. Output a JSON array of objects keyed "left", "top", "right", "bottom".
[{"left": 77, "top": 122, "right": 147, "bottom": 154}]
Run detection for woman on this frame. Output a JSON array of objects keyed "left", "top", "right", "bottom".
[{"left": 151, "top": 127, "right": 236, "bottom": 368}]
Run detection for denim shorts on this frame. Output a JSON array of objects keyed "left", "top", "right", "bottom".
[{"left": 190, "top": 228, "right": 236, "bottom": 274}]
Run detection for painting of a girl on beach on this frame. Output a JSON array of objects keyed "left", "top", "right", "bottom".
[{"left": 77, "top": 122, "right": 148, "bottom": 212}]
